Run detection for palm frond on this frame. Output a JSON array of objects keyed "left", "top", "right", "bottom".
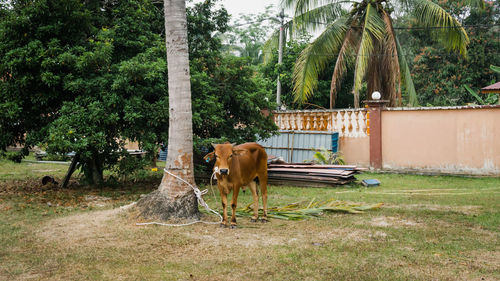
[
  {"left": 395, "top": 36, "right": 418, "bottom": 106},
  {"left": 381, "top": 9, "right": 401, "bottom": 106},
  {"left": 233, "top": 198, "right": 383, "bottom": 220},
  {"left": 262, "top": 19, "right": 294, "bottom": 64},
  {"left": 293, "top": 17, "right": 348, "bottom": 104},
  {"left": 292, "top": 2, "right": 347, "bottom": 33},
  {"left": 281, "top": 0, "right": 349, "bottom": 16},
  {"left": 410, "top": 0, "right": 469, "bottom": 56},
  {"left": 330, "top": 28, "right": 356, "bottom": 108},
  {"left": 262, "top": 28, "right": 281, "bottom": 64},
  {"left": 353, "top": 3, "right": 385, "bottom": 106}
]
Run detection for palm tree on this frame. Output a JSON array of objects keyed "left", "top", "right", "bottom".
[
  {"left": 278, "top": 0, "right": 484, "bottom": 108},
  {"left": 137, "top": 0, "right": 199, "bottom": 220}
]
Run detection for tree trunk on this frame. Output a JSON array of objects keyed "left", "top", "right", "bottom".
[
  {"left": 137, "top": 0, "right": 199, "bottom": 221},
  {"left": 91, "top": 157, "right": 104, "bottom": 185}
]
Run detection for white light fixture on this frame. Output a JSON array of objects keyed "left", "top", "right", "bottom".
[{"left": 372, "top": 91, "right": 381, "bottom": 100}]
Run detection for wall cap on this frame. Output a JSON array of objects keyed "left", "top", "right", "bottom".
[
  {"left": 272, "top": 104, "right": 500, "bottom": 114},
  {"left": 273, "top": 108, "right": 367, "bottom": 113},
  {"left": 383, "top": 105, "right": 500, "bottom": 111}
]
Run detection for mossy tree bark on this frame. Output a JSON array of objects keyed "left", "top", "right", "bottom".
[{"left": 137, "top": 0, "right": 199, "bottom": 221}]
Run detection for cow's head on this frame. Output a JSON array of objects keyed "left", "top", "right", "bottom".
[{"left": 204, "top": 143, "right": 246, "bottom": 176}]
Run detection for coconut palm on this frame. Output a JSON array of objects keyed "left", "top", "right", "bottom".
[
  {"left": 137, "top": 0, "right": 199, "bottom": 220},
  {"left": 278, "top": 0, "right": 485, "bottom": 108}
]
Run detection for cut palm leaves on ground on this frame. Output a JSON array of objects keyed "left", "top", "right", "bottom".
[{"left": 226, "top": 198, "right": 383, "bottom": 220}]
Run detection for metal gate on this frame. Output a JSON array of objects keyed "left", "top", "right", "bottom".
[{"left": 258, "top": 130, "right": 339, "bottom": 163}]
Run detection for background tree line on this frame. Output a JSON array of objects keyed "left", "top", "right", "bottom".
[
  {"left": 1, "top": 0, "right": 498, "bottom": 185},
  {"left": 0, "top": 0, "right": 276, "bottom": 185},
  {"left": 253, "top": 0, "right": 499, "bottom": 109}
]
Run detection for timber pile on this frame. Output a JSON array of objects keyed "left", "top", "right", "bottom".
[{"left": 267, "top": 163, "right": 366, "bottom": 187}]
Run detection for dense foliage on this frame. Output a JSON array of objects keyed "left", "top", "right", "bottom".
[
  {"left": 0, "top": 0, "right": 276, "bottom": 184},
  {"left": 260, "top": 0, "right": 497, "bottom": 108},
  {"left": 222, "top": 5, "right": 280, "bottom": 65},
  {"left": 260, "top": 39, "right": 356, "bottom": 109},
  {"left": 406, "top": 0, "right": 500, "bottom": 106}
]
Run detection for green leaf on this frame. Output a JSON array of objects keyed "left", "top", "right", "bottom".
[
  {"left": 464, "top": 85, "right": 484, "bottom": 104},
  {"left": 490, "top": 65, "right": 500, "bottom": 74},
  {"left": 293, "top": 17, "right": 348, "bottom": 103}
]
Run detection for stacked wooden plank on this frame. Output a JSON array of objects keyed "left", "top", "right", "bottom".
[{"left": 267, "top": 163, "right": 366, "bottom": 187}]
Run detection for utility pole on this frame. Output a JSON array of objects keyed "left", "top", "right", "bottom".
[{"left": 276, "top": 9, "right": 285, "bottom": 110}]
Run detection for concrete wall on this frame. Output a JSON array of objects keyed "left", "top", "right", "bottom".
[
  {"left": 340, "top": 136, "right": 370, "bottom": 167},
  {"left": 381, "top": 106, "right": 500, "bottom": 175}
]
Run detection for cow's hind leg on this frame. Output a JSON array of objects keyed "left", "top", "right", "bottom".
[
  {"left": 230, "top": 186, "right": 240, "bottom": 229},
  {"left": 248, "top": 181, "right": 259, "bottom": 222},
  {"left": 259, "top": 174, "right": 268, "bottom": 223}
]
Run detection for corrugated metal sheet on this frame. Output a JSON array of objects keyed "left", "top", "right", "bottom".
[{"left": 258, "top": 130, "right": 339, "bottom": 163}]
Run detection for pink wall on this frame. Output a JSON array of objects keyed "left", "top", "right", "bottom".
[
  {"left": 340, "top": 136, "right": 370, "bottom": 167},
  {"left": 381, "top": 107, "right": 500, "bottom": 175}
]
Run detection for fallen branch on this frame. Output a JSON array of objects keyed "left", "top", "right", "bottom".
[{"left": 220, "top": 198, "right": 383, "bottom": 221}]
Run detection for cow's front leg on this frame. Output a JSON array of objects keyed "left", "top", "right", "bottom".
[
  {"left": 230, "top": 186, "right": 240, "bottom": 229},
  {"left": 219, "top": 185, "right": 228, "bottom": 228}
]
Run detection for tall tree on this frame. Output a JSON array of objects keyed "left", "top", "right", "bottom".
[
  {"left": 0, "top": 0, "right": 275, "bottom": 185},
  {"left": 408, "top": 0, "right": 500, "bottom": 106},
  {"left": 137, "top": 0, "right": 199, "bottom": 220},
  {"left": 222, "top": 5, "right": 280, "bottom": 65},
  {"left": 0, "top": 0, "right": 169, "bottom": 184},
  {"left": 275, "top": 0, "right": 484, "bottom": 108}
]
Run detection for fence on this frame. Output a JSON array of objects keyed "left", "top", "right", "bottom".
[
  {"left": 258, "top": 130, "right": 339, "bottom": 163},
  {"left": 272, "top": 109, "right": 370, "bottom": 166},
  {"left": 273, "top": 109, "right": 368, "bottom": 137},
  {"left": 270, "top": 105, "right": 500, "bottom": 175}
]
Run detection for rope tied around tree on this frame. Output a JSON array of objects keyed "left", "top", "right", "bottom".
[{"left": 135, "top": 169, "right": 222, "bottom": 227}]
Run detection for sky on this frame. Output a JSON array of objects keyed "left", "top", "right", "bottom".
[
  {"left": 192, "top": 0, "right": 283, "bottom": 23},
  {"left": 218, "top": 0, "right": 281, "bottom": 19}
]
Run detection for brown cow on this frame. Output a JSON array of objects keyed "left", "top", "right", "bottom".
[{"left": 204, "top": 142, "right": 268, "bottom": 228}]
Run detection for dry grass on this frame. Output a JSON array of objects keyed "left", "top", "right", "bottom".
[
  {"left": 4, "top": 201, "right": 497, "bottom": 281},
  {"left": 0, "top": 167, "right": 499, "bottom": 280}
]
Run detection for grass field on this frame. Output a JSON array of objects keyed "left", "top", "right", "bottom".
[{"left": 1, "top": 158, "right": 499, "bottom": 280}]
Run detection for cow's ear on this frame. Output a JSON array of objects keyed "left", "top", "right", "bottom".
[
  {"left": 203, "top": 152, "right": 215, "bottom": 163},
  {"left": 233, "top": 148, "right": 247, "bottom": 156},
  {"left": 211, "top": 143, "right": 217, "bottom": 149}
]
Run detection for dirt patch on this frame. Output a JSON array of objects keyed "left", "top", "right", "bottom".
[
  {"left": 469, "top": 250, "right": 500, "bottom": 270},
  {"left": 0, "top": 202, "right": 11, "bottom": 211},
  {"left": 83, "top": 195, "right": 112, "bottom": 208},
  {"left": 38, "top": 204, "right": 376, "bottom": 251},
  {"left": 37, "top": 205, "right": 135, "bottom": 248},
  {"left": 32, "top": 169, "right": 58, "bottom": 173},
  {"left": 367, "top": 216, "right": 421, "bottom": 228},
  {"left": 388, "top": 249, "right": 500, "bottom": 281},
  {"left": 183, "top": 226, "right": 373, "bottom": 249},
  {"left": 385, "top": 203, "right": 483, "bottom": 215}
]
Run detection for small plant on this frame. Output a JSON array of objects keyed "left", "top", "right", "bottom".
[
  {"left": 463, "top": 65, "right": 500, "bottom": 105},
  {"left": 0, "top": 151, "right": 24, "bottom": 163},
  {"left": 309, "top": 148, "right": 345, "bottom": 165},
  {"left": 464, "top": 85, "right": 498, "bottom": 105},
  {"left": 110, "top": 154, "right": 152, "bottom": 182}
]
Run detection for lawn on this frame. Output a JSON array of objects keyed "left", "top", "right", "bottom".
[{"left": 0, "top": 158, "right": 499, "bottom": 280}]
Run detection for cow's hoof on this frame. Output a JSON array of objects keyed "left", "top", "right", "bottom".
[
  {"left": 220, "top": 223, "right": 227, "bottom": 228},
  {"left": 251, "top": 218, "right": 258, "bottom": 223},
  {"left": 260, "top": 218, "right": 269, "bottom": 223},
  {"left": 230, "top": 224, "right": 237, "bottom": 229}
]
